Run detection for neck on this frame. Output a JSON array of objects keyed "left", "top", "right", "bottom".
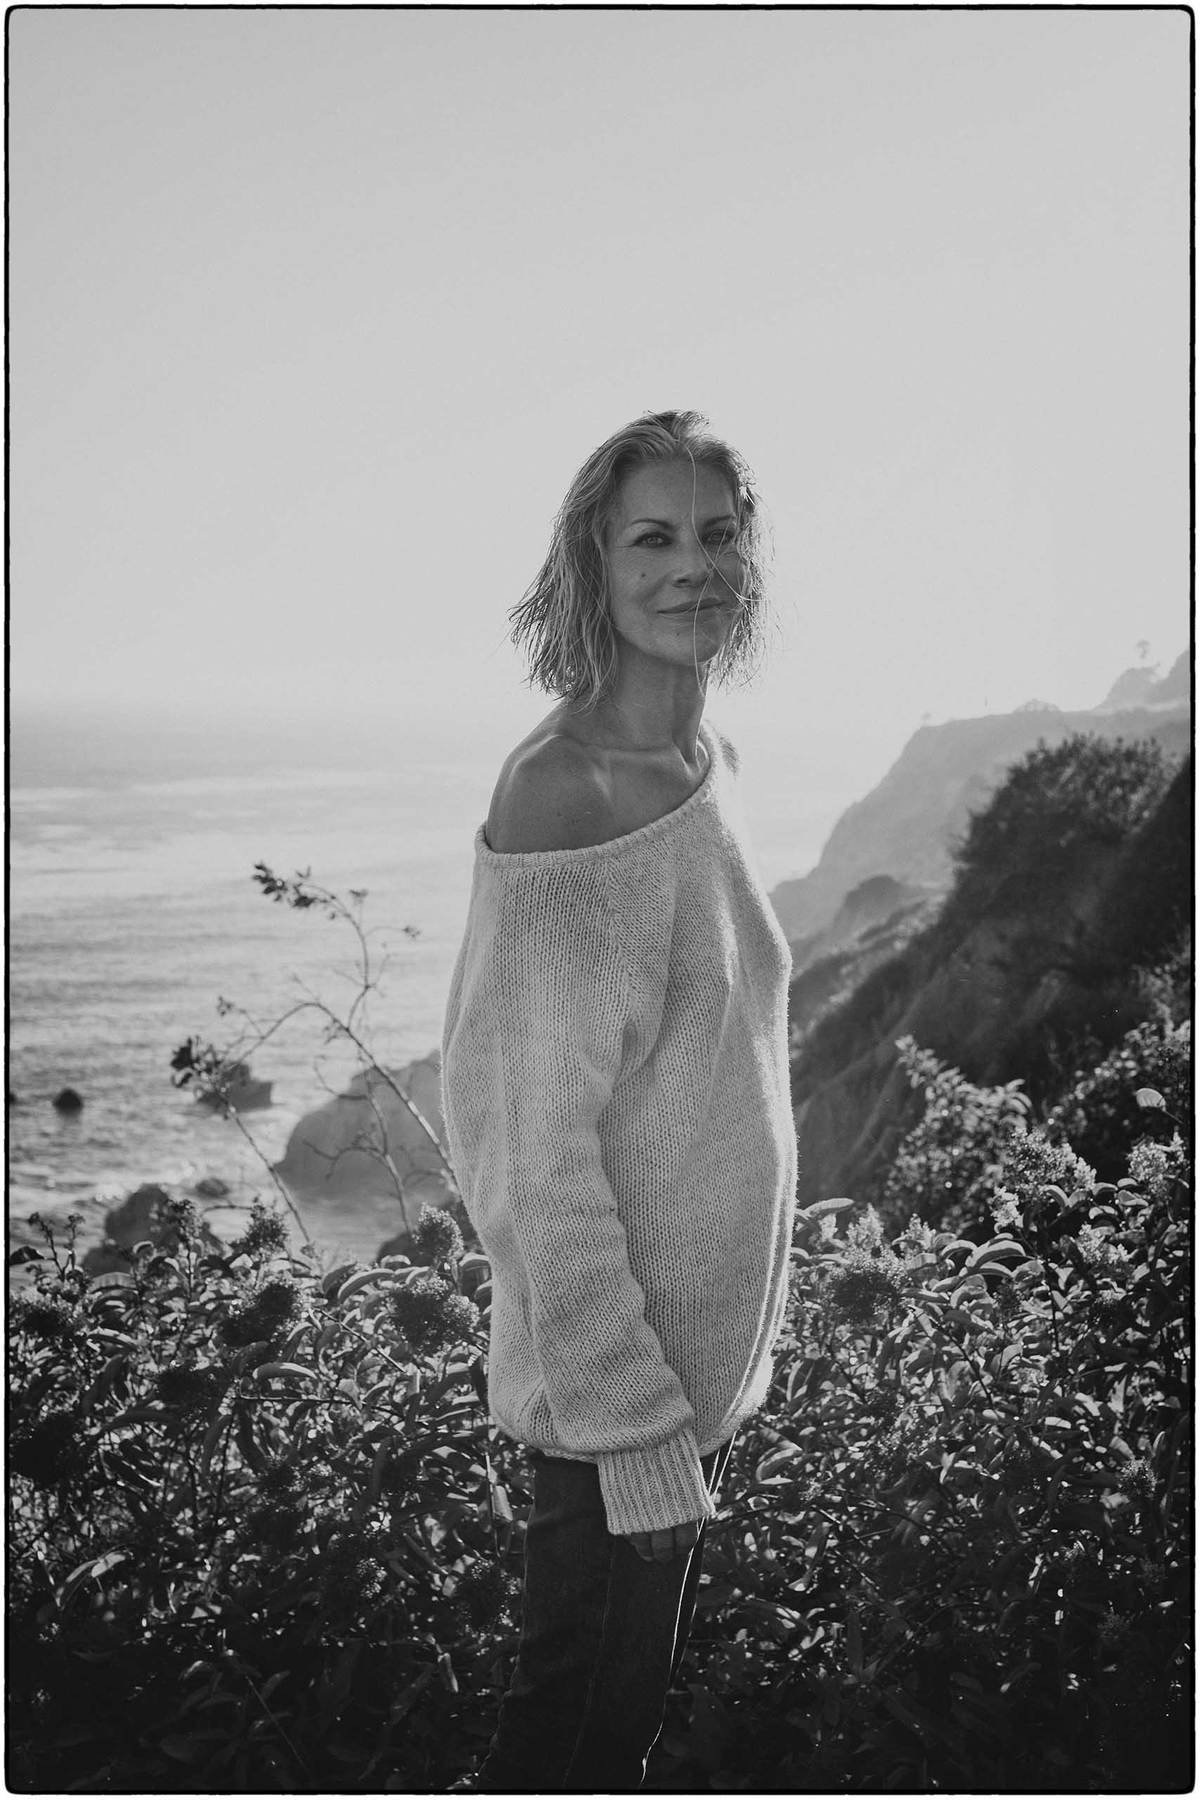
[{"left": 583, "top": 649, "right": 709, "bottom": 761}]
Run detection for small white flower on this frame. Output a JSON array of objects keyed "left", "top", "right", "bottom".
[
  {"left": 990, "top": 1192, "right": 1023, "bottom": 1232},
  {"left": 1128, "top": 1133, "right": 1186, "bottom": 1203}
]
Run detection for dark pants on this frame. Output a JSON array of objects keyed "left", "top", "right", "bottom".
[{"left": 477, "top": 1438, "right": 734, "bottom": 1793}]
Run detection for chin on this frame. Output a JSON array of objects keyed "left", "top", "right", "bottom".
[
  {"left": 662, "top": 642, "right": 722, "bottom": 675},
  {"left": 669, "top": 619, "right": 732, "bottom": 655}
]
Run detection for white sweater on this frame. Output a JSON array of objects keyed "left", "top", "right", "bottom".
[{"left": 440, "top": 723, "right": 797, "bottom": 1536}]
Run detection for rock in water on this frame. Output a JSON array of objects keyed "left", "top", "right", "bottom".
[
  {"left": 276, "top": 1050, "right": 454, "bottom": 1208},
  {"left": 53, "top": 1087, "right": 84, "bottom": 1113},
  {"left": 195, "top": 1062, "right": 273, "bottom": 1113},
  {"left": 83, "top": 1183, "right": 223, "bottom": 1276}
]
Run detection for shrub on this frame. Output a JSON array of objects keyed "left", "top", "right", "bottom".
[
  {"left": 12, "top": 1110, "right": 1192, "bottom": 1793},
  {"left": 653, "top": 1132, "right": 1191, "bottom": 1792},
  {"left": 880, "top": 1036, "right": 1032, "bottom": 1231},
  {"left": 948, "top": 733, "right": 1175, "bottom": 927},
  {"left": 1046, "top": 1012, "right": 1192, "bottom": 1181},
  {"left": 7, "top": 1205, "right": 525, "bottom": 1793}
]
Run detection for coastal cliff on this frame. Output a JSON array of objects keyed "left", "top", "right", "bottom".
[
  {"left": 770, "top": 653, "right": 1190, "bottom": 953},
  {"left": 776, "top": 658, "right": 1191, "bottom": 1210}
]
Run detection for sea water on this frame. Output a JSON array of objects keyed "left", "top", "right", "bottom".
[{"left": 9, "top": 719, "right": 490, "bottom": 1262}]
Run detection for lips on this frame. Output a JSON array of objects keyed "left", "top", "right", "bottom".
[{"left": 661, "top": 597, "right": 730, "bottom": 616}]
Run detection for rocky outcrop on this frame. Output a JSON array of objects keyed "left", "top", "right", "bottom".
[
  {"left": 274, "top": 1051, "right": 455, "bottom": 1211},
  {"left": 1094, "top": 651, "right": 1189, "bottom": 713},
  {"left": 790, "top": 874, "right": 941, "bottom": 973},
  {"left": 195, "top": 1062, "right": 273, "bottom": 1113},
  {"left": 83, "top": 1183, "right": 223, "bottom": 1276}
]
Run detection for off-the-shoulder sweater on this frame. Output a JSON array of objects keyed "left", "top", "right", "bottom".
[{"left": 440, "top": 722, "right": 797, "bottom": 1536}]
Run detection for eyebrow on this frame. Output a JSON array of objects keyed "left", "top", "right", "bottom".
[{"left": 624, "top": 514, "right": 738, "bottom": 531}]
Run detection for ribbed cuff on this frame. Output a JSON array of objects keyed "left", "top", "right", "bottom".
[{"left": 597, "top": 1430, "right": 718, "bottom": 1537}]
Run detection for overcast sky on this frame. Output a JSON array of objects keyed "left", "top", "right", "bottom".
[{"left": 11, "top": 7, "right": 1191, "bottom": 820}]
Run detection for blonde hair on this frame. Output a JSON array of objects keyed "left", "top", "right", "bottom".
[{"left": 509, "top": 409, "right": 770, "bottom": 706}]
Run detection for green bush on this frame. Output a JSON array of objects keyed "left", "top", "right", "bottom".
[
  {"left": 1046, "top": 1012, "right": 1192, "bottom": 1181},
  {"left": 947, "top": 733, "right": 1175, "bottom": 928},
  {"left": 652, "top": 1130, "right": 1191, "bottom": 1792},
  {"left": 12, "top": 1103, "right": 1192, "bottom": 1794},
  {"left": 880, "top": 1036, "right": 1033, "bottom": 1232},
  {"left": 8, "top": 1202, "right": 525, "bottom": 1793}
]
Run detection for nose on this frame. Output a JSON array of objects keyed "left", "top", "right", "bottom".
[{"left": 672, "top": 530, "right": 711, "bottom": 586}]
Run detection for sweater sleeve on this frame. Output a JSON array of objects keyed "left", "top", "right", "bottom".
[{"left": 481, "top": 857, "right": 715, "bottom": 1537}]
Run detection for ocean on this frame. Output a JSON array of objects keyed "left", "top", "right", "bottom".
[{"left": 10, "top": 707, "right": 826, "bottom": 1266}]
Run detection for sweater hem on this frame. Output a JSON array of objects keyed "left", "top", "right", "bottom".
[
  {"left": 495, "top": 1424, "right": 741, "bottom": 1465},
  {"left": 597, "top": 1429, "right": 716, "bottom": 1538},
  {"left": 490, "top": 1398, "right": 760, "bottom": 1536}
]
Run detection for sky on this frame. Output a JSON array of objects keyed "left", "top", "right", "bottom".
[{"left": 10, "top": 6, "right": 1192, "bottom": 860}]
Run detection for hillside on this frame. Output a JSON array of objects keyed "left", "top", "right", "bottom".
[
  {"left": 786, "top": 875, "right": 941, "bottom": 1049},
  {"left": 790, "top": 739, "right": 1192, "bottom": 1210},
  {"left": 771, "top": 653, "right": 1190, "bottom": 951}
]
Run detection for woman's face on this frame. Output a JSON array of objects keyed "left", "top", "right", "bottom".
[{"left": 603, "top": 459, "right": 744, "bottom": 677}]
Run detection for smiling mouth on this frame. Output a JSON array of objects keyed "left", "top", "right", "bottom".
[{"left": 661, "top": 597, "right": 730, "bottom": 616}]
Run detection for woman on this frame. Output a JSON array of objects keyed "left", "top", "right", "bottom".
[{"left": 441, "top": 410, "right": 797, "bottom": 1792}]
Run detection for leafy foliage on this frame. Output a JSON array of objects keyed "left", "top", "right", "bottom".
[
  {"left": 13, "top": 1098, "right": 1192, "bottom": 1792},
  {"left": 881, "top": 1036, "right": 1032, "bottom": 1230},
  {"left": 948, "top": 732, "right": 1175, "bottom": 922},
  {"left": 8, "top": 1204, "right": 519, "bottom": 1793},
  {"left": 653, "top": 1130, "right": 1192, "bottom": 1792},
  {"left": 1046, "top": 1011, "right": 1192, "bottom": 1182}
]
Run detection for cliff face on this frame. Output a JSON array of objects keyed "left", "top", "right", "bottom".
[
  {"left": 787, "top": 876, "right": 941, "bottom": 1048},
  {"left": 790, "top": 751, "right": 1192, "bottom": 1210},
  {"left": 771, "top": 688, "right": 1190, "bottom": 949}
]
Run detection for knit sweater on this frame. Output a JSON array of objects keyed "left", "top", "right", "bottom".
[{"left": 440, "top": 723, "right": 797, "bottom": 1537}]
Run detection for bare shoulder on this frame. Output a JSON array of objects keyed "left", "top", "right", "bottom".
[{"left": 486, "top": 731, "right": 618, "bottom": 853}]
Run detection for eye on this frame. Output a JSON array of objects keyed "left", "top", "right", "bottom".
[
  {"left": 706, "top": 528, "right": 736, "bottom": 549},
  {"left": 634, "top": 532, "right": 669, "bottom": 548}
]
